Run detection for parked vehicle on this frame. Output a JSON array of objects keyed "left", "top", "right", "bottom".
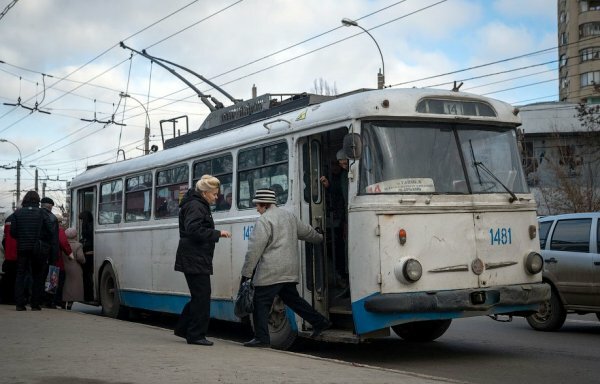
[{"left": 527, "top": 212, "right": 600, "bottom": 331}]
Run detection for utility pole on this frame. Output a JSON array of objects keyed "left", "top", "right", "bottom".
[
  {"left": 16, "top": 160, "right": 21, "bottom": 203},
  {"left": 34, "top": 167, "right": 39, "bottom": 192}
]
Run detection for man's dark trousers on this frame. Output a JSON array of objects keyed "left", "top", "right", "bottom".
[{"left": 252, "top": 282, "right": 325, "bottom": 343}]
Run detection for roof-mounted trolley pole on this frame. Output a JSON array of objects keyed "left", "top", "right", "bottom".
[
  {"left": 120, "top": 42, "right": 221, "bottom": 112},
  {"left": 139, "top": 51, "right": 241, "bottom": 106}
]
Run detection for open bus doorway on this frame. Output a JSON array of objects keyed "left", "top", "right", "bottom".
[
  {"left": 300, "top": 127, "right": 354, "bottom": 337},
  {"left": 76, "top": 187, "right": 96, "bottom": 303}
]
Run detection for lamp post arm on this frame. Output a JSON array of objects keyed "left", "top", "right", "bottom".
[
  {"left": 0, "top": 139, "right": 22, "bottom": 161},
  {"left": 120, "top": 93, "right": 151, "bottom": 155},
  {"left": 0, "top": 138, "right": 22, "bottom": 203},
  {"left": 355, "top": 25, "right": 385, "bottom": 81}
]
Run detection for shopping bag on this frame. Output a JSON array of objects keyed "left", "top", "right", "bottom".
[
  {"left": 234, "top": 279, "right": 255, "bottom": 318},
  {"left": 45, "top": 265, "right": 60, "bottom": 294}
]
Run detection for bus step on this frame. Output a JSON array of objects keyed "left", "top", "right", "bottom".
[
  {"left": 328, "top": 305, "right": 352, "bottom": 315},
  {"left": 298, "top": 328, "right": 360, "bottom": 344}
]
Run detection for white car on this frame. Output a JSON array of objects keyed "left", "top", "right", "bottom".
[{"left": 527, "top": 212, "right": 600, "bottom": 331}]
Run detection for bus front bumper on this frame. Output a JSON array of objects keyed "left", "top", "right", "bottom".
[{"left": 363, "top": 283, "right": 550, "bottom": 314}]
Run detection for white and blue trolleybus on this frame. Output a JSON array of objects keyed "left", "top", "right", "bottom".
[{"left": 68, "top": 87, "right": 550, "bottom": 349}]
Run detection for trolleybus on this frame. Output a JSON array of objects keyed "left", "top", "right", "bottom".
[{"left": 68, "top": 87, "right": 549, "bottom": 349}]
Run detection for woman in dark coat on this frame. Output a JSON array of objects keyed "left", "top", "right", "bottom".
[{"left": 174, "top": 175, "right": 231, "bottom": 346}]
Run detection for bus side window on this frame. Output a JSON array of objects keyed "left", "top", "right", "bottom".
[
  {"left": 99, "top": 179, "right": 123, "bottom": 225},
  {"left": 155, "top": 164, "right": 189, "bottom": 219},
  {"left": 193, "top": 154, "right": 233, "bottom": 212},
  {"left": 238, "top": 141, "right": 288, "bottom": 209}
]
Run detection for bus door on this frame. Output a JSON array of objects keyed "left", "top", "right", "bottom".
[
  {"left": 76, "top": 187, "right": 96, "bottom": 301},
  {"left": 300, "top": 135, "right": 328, "bottom": 315}
]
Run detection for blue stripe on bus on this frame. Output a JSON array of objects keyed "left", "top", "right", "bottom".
[
  {"left": 352, "top": 293, "right": 539, "bottom": 335},
  {"left": 120, "top": 290, "right": 241, "bottom": 322},
  {"left": 120, "top": 290, "right": 299, "bottom": 329}
]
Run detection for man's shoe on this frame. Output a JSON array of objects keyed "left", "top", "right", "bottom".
[
  {"left": 311, "top": 319, "right": 332, "bottom": 337},
  {"left": 16, "top": 305, "right": 27, "bottom": 311},
  {"left": 187, "top": 338, "right": 213, "bottom": 346},
  {"left": 243, "top": 338, "right": 270, "bottom": 348},
  {"left": 30, "top": 305, "right": 42, "bottom": 311}
]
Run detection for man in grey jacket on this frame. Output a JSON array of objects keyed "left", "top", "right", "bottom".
[{"left": 241, "top": 189, "right": 331, "bottom": 348}]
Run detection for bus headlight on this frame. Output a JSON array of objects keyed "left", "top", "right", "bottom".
[
  {"left": 394, "top": 258, "right": 423, "bottom": 284},
  {"left": 525, "top": 252, "right": 543, "bottom": 274}
]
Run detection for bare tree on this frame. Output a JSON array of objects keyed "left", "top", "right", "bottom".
[
  {"left": 312, "top": 78, "right": 338, "bottom": 96},
  {"left": 534, "top": 103, "right": 600, "bottom": 214}
]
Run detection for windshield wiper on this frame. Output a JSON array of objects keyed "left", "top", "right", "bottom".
[{"left": 469, "top": 140, "right": 518, "bottom": 203}]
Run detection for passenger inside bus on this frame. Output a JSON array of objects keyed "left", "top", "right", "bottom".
[
  {"left": 270, "top": 184, "right": 287, "bottom": 205},
  {"left": 320, "top": 149, "right": 349, "bottom": 298},
  {"left": 79, "top": 210, "right": 94, "bottom": 302},
  {"left": 216, "top": 191, "right": 232, "bottom": 211}
]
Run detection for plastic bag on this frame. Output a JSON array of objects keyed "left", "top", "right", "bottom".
[
  {"left": 234, "top": 279, "right": 255, "bottom": 318},
  {"left": 45, "top": 265, "right": 60, "bottom": 294}
]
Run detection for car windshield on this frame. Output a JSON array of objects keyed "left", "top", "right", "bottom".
[{"left": 359, "top": 121, "right": 528, "bottom": 195}]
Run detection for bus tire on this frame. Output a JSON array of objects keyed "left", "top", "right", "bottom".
[
  {"left": 99, "top": 264, "right": 128, "bottom": 320},
  {"left": 392, "top": 319, "right": 452, "bottom": 342},
  {"left": 267, "top": 296, "right": 297, "bottom": 350},
  {"left": 526, "top": 287, "right": 566, "bottom": 331}
]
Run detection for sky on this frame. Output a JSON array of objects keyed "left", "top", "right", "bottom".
[{"left": 0, "top": 0, "right": 558, "bottom": 212}]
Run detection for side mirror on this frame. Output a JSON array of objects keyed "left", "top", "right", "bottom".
[{"left": 343, "top": 133, "right": 362, "bottom": 160}]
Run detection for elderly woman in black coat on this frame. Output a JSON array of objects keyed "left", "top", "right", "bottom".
[{"left": 174, "top": 175, "right": 231, "bottom": 346}]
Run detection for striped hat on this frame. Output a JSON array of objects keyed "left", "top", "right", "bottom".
[{"left": 252, "top": 189, "right": 277, "bottom": 204}]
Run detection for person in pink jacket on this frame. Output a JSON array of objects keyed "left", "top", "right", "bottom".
[{"left": 62, "top": 227, "right": 85, "bottom": 310}]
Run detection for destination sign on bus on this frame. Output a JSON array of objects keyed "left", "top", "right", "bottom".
[{"left": 366, "top": 178, "right": 435, "bottom": 193}]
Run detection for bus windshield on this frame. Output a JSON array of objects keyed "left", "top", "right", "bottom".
[{"left": 359, "top": 121, "right": 528, "bottom": 195}]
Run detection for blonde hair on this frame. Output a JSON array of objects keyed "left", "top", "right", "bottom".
[{"left": 195, "top": 174, "right": 220, "bottom": 192}]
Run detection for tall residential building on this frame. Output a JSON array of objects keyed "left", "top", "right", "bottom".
[{"left": 558, "top": 0, "right": 600, "bottom": 103}]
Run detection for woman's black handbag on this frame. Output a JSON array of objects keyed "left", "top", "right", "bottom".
[{"left": 234, "top": 278, "right": 255, "bottom": 318}]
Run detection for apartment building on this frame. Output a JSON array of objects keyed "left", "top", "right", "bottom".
[{"left": 558, "top": 0, "right": 600, "bottom": 102}]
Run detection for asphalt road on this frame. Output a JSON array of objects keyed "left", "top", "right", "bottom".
[
  {"left": 72, "top": 303, "right": 600, "bottom": 384},
  {"left": 296, "top": 314, "right": 600, "bottom": 384}
]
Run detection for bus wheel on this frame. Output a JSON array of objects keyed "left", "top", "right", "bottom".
[
  {"left": 268, "top": 296, "right": 297, "bottom": 350},
  {"left": 99, "top": 264, "right": 128, "bottom": 320},
  {"left": 526, "top": 287, "right": 566, "bottom": 331},
  {"left": 392, "top": 319, "right": 452, "bottom": 342}
]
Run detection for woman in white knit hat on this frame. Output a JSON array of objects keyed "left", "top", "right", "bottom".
[{"left": 174, "top": 175, "right": 231, "bottom": 346}]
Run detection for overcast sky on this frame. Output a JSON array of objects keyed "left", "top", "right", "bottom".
[{"left": 0, "top": 0, "right": 557, "bottom": 211}]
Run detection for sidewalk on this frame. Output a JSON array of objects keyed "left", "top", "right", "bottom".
[{"left": 0, "top": 304, "right": 458, "bottom": 384}]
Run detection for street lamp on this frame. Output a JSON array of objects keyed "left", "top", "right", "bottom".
[
  {"left": 341, "top": 18, "right": 385, "bottom": 89},
  {"left": 120, "top": 92, "right": 151, "bottom": 155},
  {"left": 0, "top": 138, "right": 22, "bottom": 203},
  {"left": 29, "top": 165, "right": 49, "bottom": 196}
]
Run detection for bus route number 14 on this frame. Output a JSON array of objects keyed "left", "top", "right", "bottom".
[
  {"left": 243, "top": 225, "right": 255, "bottom": 240},
  {"left": 489, "top": 227, "right": 512, "bottom": 245}
]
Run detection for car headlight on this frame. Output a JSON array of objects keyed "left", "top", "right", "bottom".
[
  {"left": 394, "top": 258, "right": 422, "bottom": 284},
  {"left": 525, "top": 252, "right": 543, "bottom": 274}
]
